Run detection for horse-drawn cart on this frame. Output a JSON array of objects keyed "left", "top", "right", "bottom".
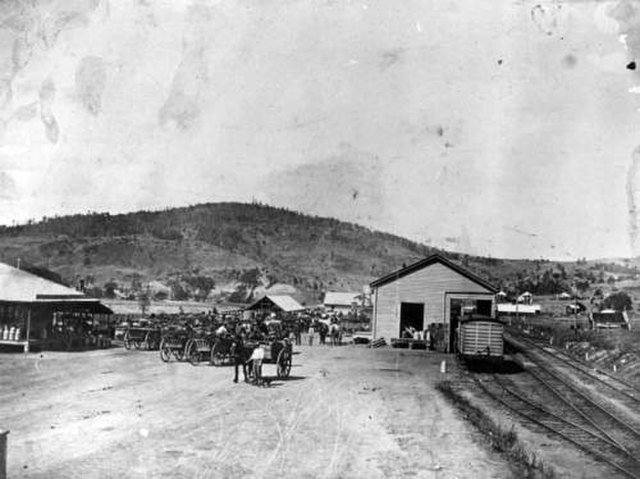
[
  {"left": 159, "top": 328, "right": 191, "bottom": 362},
  {"left": 260, "top": 339, "right": 293, "bottom": 379},
  {"left": 123, "top": 327, "right": 161, "bottom": 350},
  {"left": 209, "top": 336, "right": 235, "bottom": 366},
  {"left": 185, "top": 334, "right": 216, "bottom": 366},
  {"left": 210, "top": 335, "right": 293, "bottom": 379}
]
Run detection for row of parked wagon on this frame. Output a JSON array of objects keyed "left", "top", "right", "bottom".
[{"left": 122, "top": 326, "right": 293, "bottom": 379}]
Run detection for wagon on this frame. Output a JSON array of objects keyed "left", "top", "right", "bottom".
[
  {"left": 248, "top": 338, "right": 293, "bottom": 379},
  {"left": 210, "top": 336, "right": 293, "bottom": 379},
  {"left": 457, "top": 315, "right": 504, "bottom": 362},
  {"left": 209, "top": 335, "right": 236, "bottom": 366},
  {"left": 159, "top": 328, "right": 191, "bottom": 362},
  {"left": 185, "top": 333, "right": 216, "bottom": 366},
  {"left": 123, "top": 327, "right": 161, "bottom": 351}
]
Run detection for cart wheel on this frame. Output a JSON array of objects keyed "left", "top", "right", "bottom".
[
  {"left": 187, "top": 341, "right": 200, "bottom": 366},
  {"left": 210, "top": 343, "right": 224, "bottom": 366},
  {"left": 123, "top": 331, "right": 132, "bottom": 350},
  {"left": 175, "top": 343, "right": 186, "bottom": 361},
  {"left": 159, "top": 339, "right": 171, "bottom": 362},
  {"left": 277, "top": 349, "right": 292, "bottom": 379}
]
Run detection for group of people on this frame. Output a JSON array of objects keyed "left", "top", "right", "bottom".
[
  {"left": 305, "top": 318, "right": 342, "bottom": 346},
  {"left": 402, "top": 325, "right": 442, "bottom": 351}
]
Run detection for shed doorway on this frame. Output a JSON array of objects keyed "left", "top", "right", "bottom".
[{"left": 399, "top": 302, "right": 424, "bottom": 337}]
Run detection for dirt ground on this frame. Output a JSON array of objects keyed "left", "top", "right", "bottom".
[{"left": 0, "top": 345, "right": 513, "bottom": 479}]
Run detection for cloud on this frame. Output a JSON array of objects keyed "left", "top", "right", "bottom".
[
  {"left": 75, "top": 56, "right": 107, "bottom": 115},
  {"left": 261, "top": 144, "right": 386, "bottom": 224},
  {"left": 0, "top": 171, "right": 17, "bottom": 200}
]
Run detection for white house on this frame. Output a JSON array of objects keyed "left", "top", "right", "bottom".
[{"left": 323, "top": 292, "right": 360, "bottom": 314}]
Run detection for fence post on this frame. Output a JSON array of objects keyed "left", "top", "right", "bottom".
[{"left": 0, "top": 430, "right": 9, "bottom": 479}]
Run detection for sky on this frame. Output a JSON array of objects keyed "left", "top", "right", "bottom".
[{"left": 0, "top": 0, "right": 639, "bottom": 260}]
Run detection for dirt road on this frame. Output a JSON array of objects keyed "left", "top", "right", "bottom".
[{"left": 1, "top": 345, "right": 511, "bottom": 478}]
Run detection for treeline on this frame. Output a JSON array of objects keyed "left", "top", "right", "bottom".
[{"left": 0, "top": 202, "right": 440, "bottom": 262}]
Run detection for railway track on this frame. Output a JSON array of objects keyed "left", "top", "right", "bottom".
[
  {"left": 462, "top": 330, "right": 640, "bottom": 477},
  {"left": 506, "top": 332, "right": 640, "bottom": 451},
  {"left": 506, "top": 331, "right": 640, "bottom": 405},
  {"left": 472, "top": 373, "right": 640, "bottom": 478},
  {"left": 506, "top": 332, "right": 640, "bottom": 433}
]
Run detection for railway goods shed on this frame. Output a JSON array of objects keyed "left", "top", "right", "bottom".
[{"left": 370, "top": 254, "right": 498, "bottom": 352}]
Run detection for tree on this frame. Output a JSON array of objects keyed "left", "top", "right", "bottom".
[
  {"left": 575, "top": 279, "right": 590, "bottom": 296},
  {"left": 603, "top": 291, "right": 633, "bottom": 312},
  {"left": 104, "top": 281, "right": 118, "bottom": 299},
  {"left": 183, "top": 275, "right": 216, "bottom": 301},
  {"left": 154, "top": 291, "right": 168, "bottom": 301},
  {"left": 169, "top": 280, "right": 189, "bottom": 301}
]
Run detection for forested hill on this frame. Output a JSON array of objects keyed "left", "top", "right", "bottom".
[
  {"left": 0, "top": 203, "right": 442, "bottom": 301},
  {"left": 0, "top": 203, "right": 633, "bottom": 303}
]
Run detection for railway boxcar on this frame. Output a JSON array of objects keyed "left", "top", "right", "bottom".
[{"left": 457, "top": 315, "right": 504, "bottom": 361}]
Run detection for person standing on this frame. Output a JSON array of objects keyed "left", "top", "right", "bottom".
[
  {"left": 294, "top": 321, "right": 302, "bottom": 345},
  {"left": 319, "top": 322, "right": 327, "bottom": 345},
  {"left": 232, "top": 335, "right": 248, "bottom": 384},
  {"left": 308, "top": 322, "right": 315, "bottom": 346},
  {"left": 248, "top": 345, "right": 265, "bottom": 385}
]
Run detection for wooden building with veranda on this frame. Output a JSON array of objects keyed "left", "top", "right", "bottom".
[
  {"left": 0, "top": 262, "right": 112, "bottom": 352},
  {"left": 369, "top": 254, "right": 498, "bottom": 352}
]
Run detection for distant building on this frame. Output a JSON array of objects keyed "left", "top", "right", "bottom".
[
  {"left": 517, "top": 292, "right": 533, "bottom": 304},
  {"left": 245, "top": 295, "right": 305, "bottom": 314},
  {"left": 0, "top": 262, "right": 112, "bottom": 352},
  {"left": 323, "top": 292, "right": 360, "bottom": 314},
  {"left": 369, "top": 254, "right": 498, "bottom": 352},
  {"left": 497, "top": 303, "right": 541, "bottom": 315}
]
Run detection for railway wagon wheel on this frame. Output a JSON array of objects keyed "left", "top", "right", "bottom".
[
  {"left": 210, "top": 342, "right": 225, "bottom": 366},
  {"left": 123, "top": 331, "right": 132, "bottom": 350},
  {"left": 276, "top": 348, "right": 292, "bottom": 379},
  {"left": 159, "top": 339, "right": 171, "bottom": 362},
  {"left": 187, "top": 340, "right": 201, "bottom": 366}
]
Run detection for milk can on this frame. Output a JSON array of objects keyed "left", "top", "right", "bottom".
[
  {"left": 14, "top": 328, "right": 20, "bottom": 341},
  {"left": 8, "top": 327, "right": 15, "bottom": 341},
  {"left": 1, "top": 326, "right": 7, "bottom": 341}
]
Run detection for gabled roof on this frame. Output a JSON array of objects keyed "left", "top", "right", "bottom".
[
  {"left": 369, "top": 254, "right": 498, "bottom": 293},
  {"left": 246, "top": 294, "right": 304, "bottom": 312},
  {"left": 324, "top": 292, "right": 360, "bottom": 307},
  {"left": 0, "top": 262, "right": 85, "bottom": 302},
  {"left": 0, "top": 262, "right": 112, "bottom": 313}
]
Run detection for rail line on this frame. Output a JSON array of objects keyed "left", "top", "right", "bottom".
[
  {"left": 506, "top": 330, "right": 640, "bottom": 404},
  {"left": 472, "top": 374, "right": 640, "bottom": 478},
  {"left": 506, "top": 332, "right": 640, "bottom": 450}
]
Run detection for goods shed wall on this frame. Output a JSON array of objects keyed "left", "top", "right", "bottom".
[{"left": 373, "top": 262, "right": 494, "bottom": 342}]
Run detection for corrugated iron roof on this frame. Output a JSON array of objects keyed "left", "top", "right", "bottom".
[
  {"left": 323, "top": 292, "right": 360, "bottom": 307},
  {"left": 0, "top": 262, "right": 85, "bottom": 302},
  {"left": 265, "top": 295, "right": 304, "bottom": 312},
  {"left": 246, "top": 295, "right": 304, "bottom": 312},
  {"left": 369, "top": 254, "right": 498, "bottom": 293}
]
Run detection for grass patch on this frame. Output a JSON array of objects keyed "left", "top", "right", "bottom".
[{"left": 436, "top": 380, "right": 556, "bottom": 479}]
